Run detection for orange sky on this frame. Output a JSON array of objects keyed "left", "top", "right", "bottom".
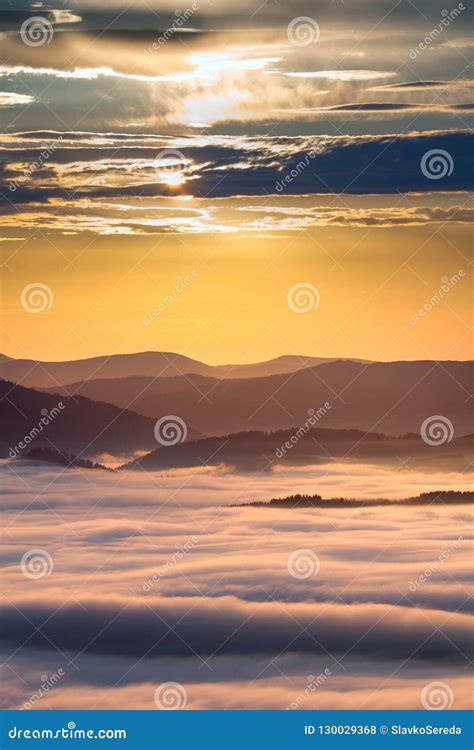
[
  {"left": 1, "top": 3, "right": 472, "bottom": 365},
  {"left": 2, "top": 221, "right": 472, "bottom": 363}
]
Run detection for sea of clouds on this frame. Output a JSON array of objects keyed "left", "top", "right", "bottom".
[{"left": 1, "top": 461, "right": 472, "bottom": 709}]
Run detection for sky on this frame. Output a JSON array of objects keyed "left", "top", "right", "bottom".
[
  {"left": 0, "top": 3, "right": 472, "bottom": 712},
  {"left": 0, "top": 0, "right": 473, "bottom": 363}
]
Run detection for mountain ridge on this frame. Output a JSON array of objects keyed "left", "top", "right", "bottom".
[
  {"left": 41, "top": 359, "right": 474, "bottom": 437},
  {"left": 0, "top": 378, "right": 201, "bottom": 461},
  {"left": 0, "top": 351, "right": 360, "bottom": 389},
  {"left": 122, "top": 426, "right": 473, "bottom": 473}
]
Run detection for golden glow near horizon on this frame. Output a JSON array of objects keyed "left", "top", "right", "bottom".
[
  {"left": 2, "top": 224, "right": 472, "bottom": 365},
  {"left": 0, "top": 5, "right": 472, "bottom": 365},
  {"left": 1, "top": 1, "right": 473, "bottom": 719}
]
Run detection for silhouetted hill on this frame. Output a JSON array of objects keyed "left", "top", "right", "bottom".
[
  {"left": 234, "top": 491, "right": 474, "bottom": 508},
  {"left": 0, "top": 351, "right": 343, "bottom": 389},
  {"left": 0, "top": 379, "right": 200, "bottom": 460},
  {"left": 123, "top": 427, "right": 473, "bottom": 473},
  {"left": 49, "top": 359, "right": 474, "bottom": 437},
  {"left": 19, "top": 447, "right": 113, "bottom": 471}
]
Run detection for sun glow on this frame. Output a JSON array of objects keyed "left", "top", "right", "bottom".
[{"left": 160, "top": 172, "right": 186, "bottom": 186}]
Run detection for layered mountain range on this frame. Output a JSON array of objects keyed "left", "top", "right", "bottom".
[
  {"left": 1, "top": 351, "right": 472, "bottom": 469},
  {"left": 0, "top": 352, "right": 348, "bottom": 389}
]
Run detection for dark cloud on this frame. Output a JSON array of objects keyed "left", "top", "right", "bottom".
[
  {"left": 2, "top": 597, "right": 472, "bottom": 661},
  {"left": 0, "top": 7, "right": 82, "bottom": 31},
  {"left": 1, "top": 1, "right": 471, "bottom": 31},
  {"left": 373, "top": 80, "right": 474, "bottom": 90},
  {"left": 1, "top": 130, "right": 472, "bottom": 205},
  {"left": 313, "top": 103, "right": 474, "bottom": 113},
  {"left": 322, "top": 103, "right": 420, "bottom": 112}
]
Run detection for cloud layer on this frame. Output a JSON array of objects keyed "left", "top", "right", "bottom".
[
  {"left": 1, "top": 462, "right": 472, "bottom": 709},
  {"left": 1, "top": 130, "right": 472, "bottom": 235}
]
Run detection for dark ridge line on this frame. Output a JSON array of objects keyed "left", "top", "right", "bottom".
[{"left": 230, "top": 491, "right": 474, "bottom": 509}]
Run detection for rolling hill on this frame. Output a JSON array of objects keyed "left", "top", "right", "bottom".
[
  {"left": 0, "top": 379, "right": 200, "bottom": 461},
  {"left": 44, "top": 359, "right": 473, "bottom": 437},
  {"left": 0, "top": 352, "right": 344, "bottom": 389},
  {"left": 123, "top": 427, "right": 473, "bottom": 473},
  {"left": 235, "top": 490, "right": 474, "bottom": 508}
]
